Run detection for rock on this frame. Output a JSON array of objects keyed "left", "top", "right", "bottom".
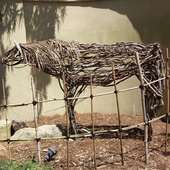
[
  {"left": 38, "top": 125, "right": 62, "bottom": 138},
  {"left": 0, "top": 144, "right": 8, "bottom": 160},
  {"left": 0, "top": 120, "right": 11, "bottom": 140},
  {"left": 10, "top": 128, "right": 35, "bottom": 140},
  {"left": 11, "top": 125, "right": 62, "bottom": 140},
  {"left": 11, "top": 120, "right": 27, "bottom": 136}
]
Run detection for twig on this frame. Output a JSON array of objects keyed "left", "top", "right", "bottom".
[
  {"left": 136, "top": 52, "right": 149, "bottom": 164},
  {"left": 165, "top": 48, "right": 169, "bottom": 153},
  {"left": 90, "top": 75, "right": 97, "bottom": 169},
  {"left": 112, "top": 64, "right": 124, "bottom": 165},
  {"left": 31, "top": 77, "right": 41, "bottom": 163}
]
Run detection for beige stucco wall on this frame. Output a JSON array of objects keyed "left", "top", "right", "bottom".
[{"left": 0, "top": 0, "right": 169, "bottom": 121}]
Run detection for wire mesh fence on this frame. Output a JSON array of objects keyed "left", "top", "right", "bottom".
[{"left": 0, "top": 51, "right": 169, "bottom": 169}]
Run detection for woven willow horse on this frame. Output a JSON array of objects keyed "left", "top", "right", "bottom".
[{"left": 1, "top": 39, "right": 164, "bottom": 135}]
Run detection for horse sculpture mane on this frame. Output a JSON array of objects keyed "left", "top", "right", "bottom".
[{"left": 1, "top": 39, "right": 165, "bottom": 134}]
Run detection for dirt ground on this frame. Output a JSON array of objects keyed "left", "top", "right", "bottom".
[{"left": 3, "top": 113, "right": 170, "bottom": 170}]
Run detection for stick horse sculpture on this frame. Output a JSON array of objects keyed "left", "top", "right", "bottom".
[{"left": 1, "top": 39, "right": 164, "bottom": 136}]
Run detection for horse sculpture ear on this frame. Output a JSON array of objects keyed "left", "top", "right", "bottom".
[
  {"left": 14, "top": 41, "right": 26, "bottom": 62},
  {"left": 14, "top": 41, "right": 23, "bottom": 57}
]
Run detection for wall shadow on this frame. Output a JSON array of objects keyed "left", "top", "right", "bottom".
[
  {"left": 23, "top": 2, "right": 66, "bottom": 41},
  {"left": 0, "top": 1, "right": 23, "bottom": 111},
  {"left": 23, "top": 2, "right": 66, "bottom": 116},
  {"left": 0, "top": 1, "right": 66, "bottom": 116}
]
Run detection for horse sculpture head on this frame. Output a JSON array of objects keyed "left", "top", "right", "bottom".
[{"left": 2, "top": 43, "right": 24, "bottom": 66}]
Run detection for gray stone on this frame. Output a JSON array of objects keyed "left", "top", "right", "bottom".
[
  {"left": 38, "top": 125, "right": 62, "bottom": 138},
  {"left": 10, "top": 128, "right": 35, "bottom": 140},
  {"left": 10, "top": 125, "right": 62, "bottom": 140}
]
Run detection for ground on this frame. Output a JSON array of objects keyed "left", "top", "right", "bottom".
[{"left": 2, "top": 113, "right": 170, "bottom": 170}]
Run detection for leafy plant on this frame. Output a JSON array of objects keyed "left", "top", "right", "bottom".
[{"left": 0, "top": 160, "right": 52, "bottom": 170}]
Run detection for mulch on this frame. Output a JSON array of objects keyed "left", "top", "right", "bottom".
[{"left": 2, "top": 113, "right": 170, "bottom": 170}]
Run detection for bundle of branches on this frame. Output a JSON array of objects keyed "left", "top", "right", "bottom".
[{"left": 1, "top": 39, "right": 165, "bottom": 133}]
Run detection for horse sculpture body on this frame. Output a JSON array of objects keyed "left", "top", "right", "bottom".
[{"left": 1, "top": 39, "right": 165, "bottom": 135}]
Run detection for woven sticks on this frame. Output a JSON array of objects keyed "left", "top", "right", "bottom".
[{"left": 1, "top": 39, "right": 165, "bottom": 133}]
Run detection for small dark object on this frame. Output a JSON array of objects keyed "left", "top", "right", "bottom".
[
  {"left": 32, "top": 154, "right": 36, "bottom": 163},
  {"left": 44, "top": 147, "right": 57, "bottom": 162},
  {"left": 11, "top": 120, "right": 27, "bottom": 136},
  {"left": 161, "top": 115, "right": 170, "bottom": 123}
]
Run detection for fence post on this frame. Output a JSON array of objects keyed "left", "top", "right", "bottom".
[
  {"left": 2, "top": 78, "right": 11, "bottom": 161},
  {"left": 62, "top": 72, "right": 70, "bottom": 170},
  {"left": 112, "top": 64, "right": 124, "bottom": 166},
  {"left": 31, "top": 78, "right": 41, "bottom": 163},
  {"left": 90, "top": 75, "right": 97, "bottom": 170},
  {"left": 135, "top": 52, "right": 149, "bottom": 164},
  {"left": 165, "top": 48, "right": 169, "bottom": 153}
]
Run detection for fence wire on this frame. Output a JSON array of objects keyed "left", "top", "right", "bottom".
[
  {"left": 0, "top": 52, "right": 169, "bottom": 169},
  {"left": 0, "top": 77, "right": 165, "bottom": 109}
]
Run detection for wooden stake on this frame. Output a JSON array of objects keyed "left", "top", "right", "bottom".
[
  {"left": 62, "top": 72, "right": 70, "bottom": 170},
  {"left": 165, "top": 48, "right": 169, "bottom": 153},
  {"left": 136, "top": 52, "right": 149, "bottom": 164},
  {"left": 90, "top": 75, "right": 97, "bottom": 170},
  {"left": 2, "top": 78, "right": 11, "bottom": 161},
  {"left": 31, "top": 78, "right": 41, "bottom": 163},
  {"left": 112, "top": 64, "right": 124, "bottom": 166}
]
